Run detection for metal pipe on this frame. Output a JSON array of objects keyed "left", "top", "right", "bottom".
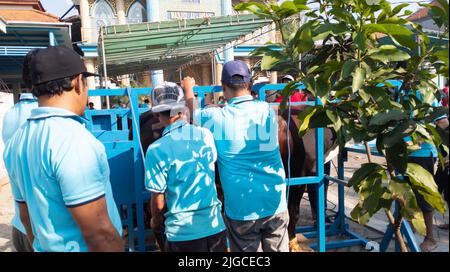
[{"left": 100, "top": 27, "right": 110, "bottom": 109}]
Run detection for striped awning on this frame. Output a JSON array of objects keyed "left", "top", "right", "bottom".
[{"left": 99, "top": 14, "right": 272, "bottom": 76}]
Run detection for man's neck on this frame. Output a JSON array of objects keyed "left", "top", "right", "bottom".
[
  {"left": 227, "top": 90, "right": 251, "bottom": 100},
  {"left": 164, "top": 115, "right": 185, "bottom": 127},
  {"left": 38, "top": 92, "right": 82, "bottom": 116}
]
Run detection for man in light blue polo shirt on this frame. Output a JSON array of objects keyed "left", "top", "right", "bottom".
[
  {"left": 3, "top": 46, "right": 123, "bottom": 252},
  {"left": 182, "top": 60, "right": 289, "bottom": 252},
  {"left": 145, "top": 82, "right": 226, "bottom": 252},
  {"left": 1, "top": 51, "right": 38, "bottom": 252}
]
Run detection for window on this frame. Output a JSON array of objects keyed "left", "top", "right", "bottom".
[
  {"left": 127, "top": 1, "right": 147, "bottom": 24},
  {"left": 91, "top": 0, "right": 117, "bottom": 28},
  {"left": 167, "top": 11, "right": 214, "bottom": 20}
]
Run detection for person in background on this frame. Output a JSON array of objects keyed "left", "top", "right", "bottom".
[
  {"left": 441, "top": 82, "right": 448, "bottom": 108},
  {"left": 88, "top": 102, "right": 95, "bottom": 110},
  {"left": 3, "top": 46, "right": 123, "bottom": 252},
  {"left": 400, "top": 87, "right": 449, "bottom": 252},
  {"left": 434, "top": 116, "right": 449, "bottom": 230},
  {"left": 145, "top": 82, "right": 226, "bottom": 252},
  {"left": 183, "top": 60, "right": 289, "bottom": 252},
  {"left": 275, "top": 75, "right": 307, "bottom": 103},
  {"left": 217, "top": 96, "right": 226, "bottom": 105},
  {"left": 1, "top": 50, "right": 38, "bottom": 252}
]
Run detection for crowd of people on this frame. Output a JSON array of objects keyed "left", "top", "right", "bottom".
[{"left": 1, "top": 46, "right": 448, "bottom": 252}]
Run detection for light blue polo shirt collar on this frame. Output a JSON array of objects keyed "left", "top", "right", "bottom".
[
  {"left": 19, "top": 93, "right": 37, "bottom": 101},
  {"left": 28, "top": 107, "right": 88, "bottom": 124},
  {"left": 162, "top": 119, "right": 188, "bottom": 136},
  {"left": 228, "top": 95, "right": 254, "bottom": 105}
]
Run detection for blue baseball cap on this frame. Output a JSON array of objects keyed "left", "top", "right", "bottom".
[{"left": 221, "top": 60, "right": 252, "bottom": 84}]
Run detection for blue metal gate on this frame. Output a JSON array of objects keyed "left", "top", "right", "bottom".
[{"left": 85, "top": 84, "right": 328, "bottom": 252}]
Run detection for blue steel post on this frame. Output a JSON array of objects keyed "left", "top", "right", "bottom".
[
  {"left": 316, "top": 126, "right": 326, "bottom": 252},
  {"left": 49, "top": 31, "right": 56, "bottom": 46},
  {"left": 315, "top": 98, "right": 326, "bottom": 252},
  {"left": 146, "top": 0, "right": 164, "bottom": 87},
  {"left": 128, "top": 87, "right": 146, "bottom": 251}
]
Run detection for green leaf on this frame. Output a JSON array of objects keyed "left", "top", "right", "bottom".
[
  {"left": 350, "top": 203, "right": 371, "bottom": 225},
  {"left": 352, "top": 67, "right": 366, "bottom": 93},
  {"left": 341, "top": 59, "right": 358, "bottom": 79},
  {"left": 382, "top": 119, "right": 416, "bottom": 147},
  {"left": 296, "top": 25, "right": 314, "bottom": 53},
  {"left": 234, "top": 2, "right": 273, "bottom": 18},
  {"left": 297, "top": 106, "right": 318, "bottom": 137},
  {"left": 392, "top": 4, "right": 409, "bottom": 16},
  {"left": 385, "top": 141, "right": 408, "bottom": 174},
  {"left": 349, "top": 163, "right": 384, "bottom": 188},
  {"left": 362, "top": 23, "right": 413, "bottom": 36},
  {"left": 261, "top": 55, "right": 280, "bottom": 71},
  {"left": 406, "top": 163, "right": 446, "bottom": 213},
  {"left": 434, "top": 49, "right": 449, "bottom": 66},
  {"left": 330, "top": 8, "right": 357, "bottom": 25},
  {"left": 313, "top": 23, "right": 348, "bottom": 41},
  {"left": 359, "top": 87, "right": 371, "bottom": 103},
  {"left": 354, "top": 31, "right": 366, "bottom": 52},
  {"left": 411, "top": 212, "right": 426, "bottom": 236},
  {"left": 326, "top": 109, "right": 342, "bottom": 131},
  {"left": 367, "top": 45, "right": 411, "bottom": 63},
  {"left": 315, "top": 77, "right": 329, "bottom": 98},
  {"left": 369, "top": 109, "right": 407, "bottom": 126}
]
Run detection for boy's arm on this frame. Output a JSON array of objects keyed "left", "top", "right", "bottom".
[
  {"left": 18, "top": 202, "right": 34, "bottom": 247},
  {"left": 150, "top": 193, "right": 166, "bottom": 229},
  {"left": 181, "top": 76, "right": 198, "bottom": 124}
]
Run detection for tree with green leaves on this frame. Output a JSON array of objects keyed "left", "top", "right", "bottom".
[{"left": 236, "top": 0, "right": 449, "bottom": 252}]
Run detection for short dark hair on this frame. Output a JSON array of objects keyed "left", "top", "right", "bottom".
[
  {"left": 22, "top": 50, "right": 37, "bottom": 89},
  {"left": 33, "top": 74, "right": 83, "bottom": 97},
  {"left": 223, "top": 75, "right": 252, "bottom": 92},
  {"left": 158, "top": 110, "right": 171, "bottom": 118}
]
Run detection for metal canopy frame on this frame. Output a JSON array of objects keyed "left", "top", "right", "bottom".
[{"left": 99, "top": 14, "right": 272, "bottom": 76}]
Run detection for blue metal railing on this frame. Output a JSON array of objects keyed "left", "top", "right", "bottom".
[{"left": 0, "top": 46, "right": 46, "bottom": 57}]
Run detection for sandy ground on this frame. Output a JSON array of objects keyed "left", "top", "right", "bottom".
[
  {"left": 0, "top": 177, "right": 14, "bottom": 252},
  {"left": 0, "top": 152, "right": 448, "bottom": 252}
]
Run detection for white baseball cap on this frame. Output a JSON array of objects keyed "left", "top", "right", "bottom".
[
  {"left": 282, "top": 75, "right": 295, "bottom": 82},
  {"left": 151, "top": 82, "right": 186, "bottom": 113}
]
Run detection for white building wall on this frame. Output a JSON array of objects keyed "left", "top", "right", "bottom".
[{"left": 160, "top": 0, "right": 222, "bottom": 20}]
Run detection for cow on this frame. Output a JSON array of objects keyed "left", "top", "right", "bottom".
[{"left": 132, "top": 105, "right": 337, "bottom": 252}]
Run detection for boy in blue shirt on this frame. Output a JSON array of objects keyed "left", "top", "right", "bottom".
[
  {"left": 1, "top": 51, "right": 38, "bottom": 252},
  {"left": 145, "top": 82, "right": 226, "bottom": 252},
  {"left": 182, "top": 60, "right": 289, "bottom": 252},
  {"left": 3, "top": 46, "right": 123, "bottom": 252}
]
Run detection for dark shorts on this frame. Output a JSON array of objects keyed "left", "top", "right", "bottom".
[
  {"left": 435, "top": 164, "right": 449, "bottom": 203},
  {"left": 407, "top": 157, "right": 437, "bottom": 213},
  {"left": 165, "top": 230, "right": 227, "bottom": 252},
  {"left": 11, "top": 227, "right": 33, "bottom": 252}
]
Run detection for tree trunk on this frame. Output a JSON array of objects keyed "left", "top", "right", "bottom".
[{"left": 386, "top": 206, "right": 408, "bottom": 252}]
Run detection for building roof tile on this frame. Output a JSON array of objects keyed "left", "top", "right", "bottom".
[{"left": 0, "top": 9, "right": 59, "bottom": 23}]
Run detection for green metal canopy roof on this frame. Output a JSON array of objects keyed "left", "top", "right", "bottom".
[{"left": 99, "top": 14, "right": 272, "bottom": 76}]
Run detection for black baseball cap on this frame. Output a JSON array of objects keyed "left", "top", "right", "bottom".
[
  {"left": 30, "top": 46, "right": 98, "bottom": 85},
  {"left": 221, "top": 60, "right": 252, "bottom": 84}
]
